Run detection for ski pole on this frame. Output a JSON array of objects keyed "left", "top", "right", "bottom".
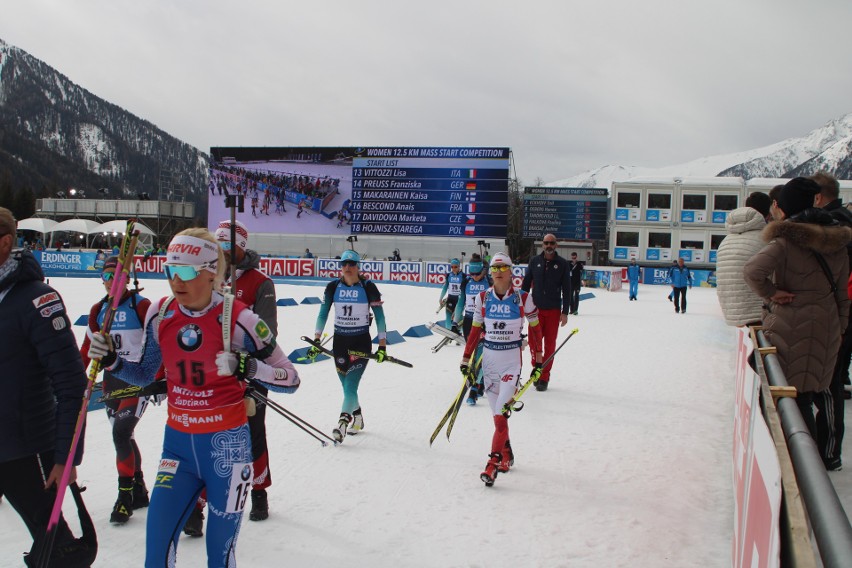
[
  {"left": 37, "top": 222, "right": 138, "bottom": 568},
  {"left": 248, "top": 386, "right": 337, "bottom": 446},
  {"left": 503, "top": 328, "right": 579, "bottom": 417}
]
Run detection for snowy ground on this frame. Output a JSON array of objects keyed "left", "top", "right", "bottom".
[{"left": 2, "top": 280, "right": 742, "bottom": 567}]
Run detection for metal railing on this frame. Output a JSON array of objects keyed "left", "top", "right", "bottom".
[{"left": 755, "top": 330, "right": 852, "bottom": 567}]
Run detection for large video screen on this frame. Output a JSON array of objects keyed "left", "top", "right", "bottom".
[{"left": 208, "top": 147, "right": 510, "bottom": 238}]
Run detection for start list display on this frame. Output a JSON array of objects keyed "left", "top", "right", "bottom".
[
  {"left": 522, "top": 187, "right": 608, "bottom": 241},
  {"left": 349, "top": 147, "right": 510, "bottom": 238}
]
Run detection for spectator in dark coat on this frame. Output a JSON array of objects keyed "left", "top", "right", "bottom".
[
  {"left": 744, "top": 177, "right": 852, "bottom": 440},
  {"left": 567, "top": 252, "right": 584, "bottom": 315},
  {"left": 522, "top": 234, "right": 570, "bottom": 390},
  {"left": 0, "top": 207, "right": 90, "bottom": 562}
]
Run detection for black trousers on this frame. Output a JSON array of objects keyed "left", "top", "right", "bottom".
[
  {"left": 570, "top": 287, "right": 580, "bottom": 313},
  {"left": 673, "top": 287, "right": 687, "bottom": 312},
  {"left": 815, "top": 332, "right": 852, "bottom": 461},
  {"left": 0, "top": 451, "right": 74, "bottom": 546}
]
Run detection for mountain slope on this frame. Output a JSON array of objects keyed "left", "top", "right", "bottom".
[
  {"left": 550, "top": 113, "right": 852, "bottom": 189},
  {"left": 0, "top": 37, "right": 208, "bottom": 204}
]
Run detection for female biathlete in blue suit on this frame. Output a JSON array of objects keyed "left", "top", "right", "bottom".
[{"left": 89, "top": 228, "right": 300, "bottom": 567}]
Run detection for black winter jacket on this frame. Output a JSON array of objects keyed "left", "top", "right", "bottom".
[
  {"left": 0, "top": 250, "right": 87, "bottom": 464},
  {"left": 522, "top": 252, "right": 571, "bottom": 313}
]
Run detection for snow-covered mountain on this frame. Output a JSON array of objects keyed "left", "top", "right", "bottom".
[
  {"left": 549, "top": 113, "right": 852, "bottom": 189},
  {"left": 0, "top": 37, "right": 208, "bottom": 203}
]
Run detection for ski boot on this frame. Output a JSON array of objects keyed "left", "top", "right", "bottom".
[
  {"left": 497, "top": 441, "right": 514, "bottom": 473},
  {"left": 332, "top": 413, "right": 352, "bottom": 443},
  {"left": 249, "top": 489, "right": 269, "bottom": 521},
  {"left": 183, "top": 503, "right": 205, "bottom": 537},
  {"left": 109, "top": 476, "right": 134, "bottom": 524},
  {"left": 350, "top": 408, "right": 364, "bottom": 434},
  {"left": 466, "top": 387, "right": 478, "bottom": 406},
  {"left": 480, "top": 452, "right": 502, "bottom": 487},
  {"left": 132, "top": 471, "right": 149, "bottom": 510}
]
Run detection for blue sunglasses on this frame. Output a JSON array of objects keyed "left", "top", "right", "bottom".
[
  {"left": 164, "top": 265, "right": 204, "bottom": 281},
  {"left": 101, "top": 272, "right": 115, "bottom": 282},
  {"left": 218, "top": 241, "right": 233, "bottom": 251}
]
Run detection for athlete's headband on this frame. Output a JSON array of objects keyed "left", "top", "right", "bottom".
[{"left": 164, "top": 235, "right": 219, "bottom": 273}]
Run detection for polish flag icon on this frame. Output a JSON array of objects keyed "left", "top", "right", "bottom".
[{"left": 465, "top": 225, "right": 475, "bottom": 236}]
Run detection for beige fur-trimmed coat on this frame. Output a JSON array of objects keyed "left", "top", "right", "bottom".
[{"left": 743, "top": 217, "right": 851, "bottom": 393}]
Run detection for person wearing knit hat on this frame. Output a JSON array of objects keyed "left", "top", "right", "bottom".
[
  {"left": 775, "top": 177, "right": 820, "bottom": 219},
  {"left": 208, "top": 218, "right": 280, "bottom": 523},
  {"left": 438, "top": 257, "right": 467, "bottom": 334},
  {"left": 87, "top": 227, "right": 300, "bottom": 565}
]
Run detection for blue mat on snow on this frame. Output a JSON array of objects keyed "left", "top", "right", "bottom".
[
  {"left": 276, "top": 298, "right": 298, "bottom": 307},
  {"left": 579, "top": 292, "right": 595, "bottom": 301},
  {"left": 300, "top": 297, "right": 323, "bottom": 305},
  {"left": 403, "top": 325, "right": 432, "bottom": 338},
  {"left": 372, "top": 330, "right": 405, "bottom": 345}
]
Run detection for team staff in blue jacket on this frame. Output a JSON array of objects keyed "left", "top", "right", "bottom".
[
  {"left": 626, "top": 260, "right": 642, "bottom": 301},
  {"left": 0, "top": 208, "right": 90, "bottom": 561},
  {"left": 669, "top": 257, "right": 693, "bottom": 313}
]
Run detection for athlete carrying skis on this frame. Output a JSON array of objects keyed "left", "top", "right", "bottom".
[
  {"left": 88, "top": 228, "right": 300, "bottom": 567},
  {"left": 457, "top": 253, "right": 490, "bottom": 405},
  {"left": 460, "top": 252, "right": 543, "bottom": 486},
  {"left": 79, "top": 256, "right": 156, "bottom": 524},
  {"left": 438, "top": 258, "right": 466, "bottom": 334},
  {"left": 308, "top": 249, "right": 388, "bottom": 443}
]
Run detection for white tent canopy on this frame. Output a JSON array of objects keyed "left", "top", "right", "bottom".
[
  {"left": 48, "top": 219, "right": 102, "bottom": 235},
  {"left": 16, "top": 217, "right": 58, "bottom": 234},
  {"left": 94, "top": 220, "right": 155, "bottom": 236}
]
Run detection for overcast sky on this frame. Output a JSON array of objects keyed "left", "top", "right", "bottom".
[{"left": 2, "top": 0, "right": 851, "bottom": 183}]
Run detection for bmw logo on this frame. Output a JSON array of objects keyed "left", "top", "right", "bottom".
[
  {"left": 241, "top": 465, "right": 251, "bottom": 481},
  {"left": 177, "top": 324, "right": 202, "bottom": 352}
]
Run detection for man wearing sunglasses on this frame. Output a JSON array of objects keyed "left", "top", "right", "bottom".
[
  {"left": 214, "top": 219, "right": 278, "bottom": 523},
  {"left": 521, "top": 234, "right": 570, "bottom": 391},
  {"left": 80, "top": 257, "right": 154, "bottom": 524}
]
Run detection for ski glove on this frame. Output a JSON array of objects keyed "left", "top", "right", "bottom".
[
  {"left": 306, "top": 346, "right": 323, "bottom": 360},
  {"left": 460, "top": 364, "right": 476, "bottom": 388},
  {"left": 375, "top": 347, "right": 387, "bottom": 363},
  {"left": 530, "top": 363, "right": 543, "bottom": 383},
  {"left": 216, "top": 351, "right": 257, "bottom": 381},
  {"left": 89, "top": 332, "right": 117, "bottom": 367}
]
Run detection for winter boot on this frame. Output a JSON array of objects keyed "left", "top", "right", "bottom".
[
  {"left": 333, "top": 413, "right": 352, "bottom": 443},
  {"left": 497, "top": 441, "right": 514, "bottom": 473},
  {"left": 183, "top": 503, "right": 204, "bottom": 537},
  {"left": 480, "top": 452, "right": 502, "bottom": 487},
  {"left": 249, "top": 489, "right": 269, "bottom": 521},
  {"left": 350, "top": 408, "right": 364, "bottom": 434},
  {"left": 109, "top": 476, "right": 134, "bottom": 524},
  {"left": 132, "top": 471, "right": 150, "bottom": 510}
]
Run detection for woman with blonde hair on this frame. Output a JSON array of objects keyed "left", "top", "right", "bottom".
[{"left": 89, "top": 228, "right": 300, "bottom": 567}]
